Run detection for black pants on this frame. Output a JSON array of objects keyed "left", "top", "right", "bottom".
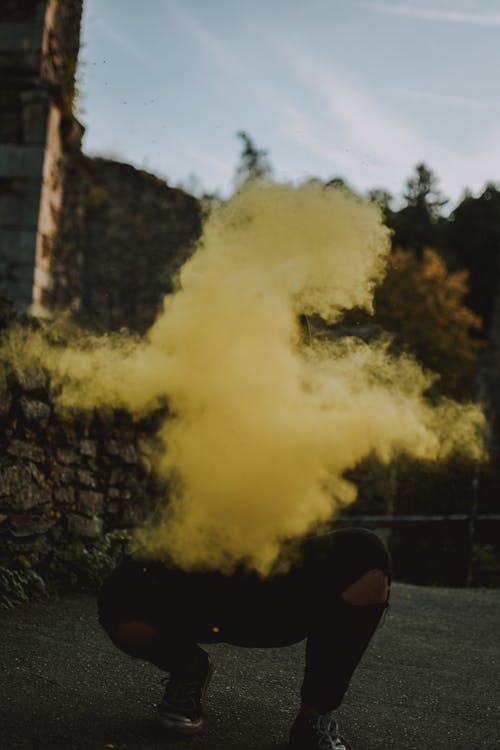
[{"left": 98, "top": 527, "right": 391, "bottom": 713}]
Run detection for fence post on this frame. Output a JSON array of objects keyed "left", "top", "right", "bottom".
[{"left": 465, "top": 471, "right": 480, "bottom": 587}]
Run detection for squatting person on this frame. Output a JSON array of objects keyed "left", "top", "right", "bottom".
[{"left": 97, "top": 527, "right": 391, "bottom": 750}]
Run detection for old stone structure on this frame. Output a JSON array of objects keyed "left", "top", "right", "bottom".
[
  {"left": 0, "top": 0, "right": 200, "bottom": 607},
  {"left": 0, "top": 0, "right": 83, "bottom": 314},
  {"left": 0, "top": 301, "right": 167, "bottom": 607},
  {"left": 54, "top": 155, "right": 202, "bottom": 333},
  {"left": 1, "top": 1, "right": 202, "bottom": 332}
]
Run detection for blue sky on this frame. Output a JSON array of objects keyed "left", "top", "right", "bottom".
[{"left": 79, "top": 0, "right": 500, "bottom": 207}]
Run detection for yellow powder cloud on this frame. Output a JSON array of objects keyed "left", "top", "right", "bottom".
[{"left": 4, "top": 181, "right": 486, "bottom": 575}]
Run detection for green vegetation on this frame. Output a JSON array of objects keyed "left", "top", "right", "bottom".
[
  {"left": 0, "top": 565, "right": 46, "bottom": 610},
  {"left": 471, "top": 544, "right": 500, "bottom": 587},
  {"left": 59, "top": 55, "right": 80, "bottom": 114},
  {"left": 0, "top": 530, "right": 131, "bottom": 610},
  {"left": 234, "top": 131, "right": 273, "bottom": 188}
]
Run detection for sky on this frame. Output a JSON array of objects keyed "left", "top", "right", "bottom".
[{"left": 78, "top": 0, "right": 500, "bottom": 209}]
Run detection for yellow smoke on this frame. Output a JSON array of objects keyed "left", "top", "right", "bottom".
[{"left": 5, "top": 181, "right": 486, "bottom": 575}]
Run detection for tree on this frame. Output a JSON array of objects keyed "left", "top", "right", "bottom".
[
  {"left": 324, "top": 176, "right": 350, "bottom": 190},
  {"left": 388, "top": 163, "right": 448, "bottom": 253},
  {"left": 375, "top": 247, "right": 482, "bottom": 399},
  {"left": 404, "top": 163, "right": 448, "bottom": 220},
  {"left": 343, "top": 247, "right": 483, "bottom": 400},
  {"left": 444, "top": 183, "right": 500, "bottom": 332},
  {"left": 234, "top": 131, "right": 272, "bottom": 188},
  {"left": 367, "top": 188, "right": 394, "bottom": 224}
]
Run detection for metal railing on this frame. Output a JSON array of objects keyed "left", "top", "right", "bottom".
[
  {"left": 335, "top": 512, "right": 500, "bottom": 587},
  {"left": 336, "top": 513, "right": 500, "bottom": 525}
]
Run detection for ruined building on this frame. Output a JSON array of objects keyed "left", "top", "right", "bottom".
[
  {"left": 0, "top": 0, "right": 83, "bottom": 314},
  {"left": 0, "top": 3, "right": 203, "bottom": 604},
  {"left": 0, "top": 0, "right": 201, "bottom": 332}
]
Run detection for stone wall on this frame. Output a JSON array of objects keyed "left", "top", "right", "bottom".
[
  {"left": 0, "top": 301, "right": 166, "bottom": 607},
  {"left": 53, "top": 155, "right": 203, "bottom": 333},
  {"left": 0, "top": 0, "right": 83, "bottom": 314}
]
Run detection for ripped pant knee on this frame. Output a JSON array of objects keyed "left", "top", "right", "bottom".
[
  {"left": 101, "top": 618, "right": 160, "bottom": 659},
  {"left": 341, "top": 568, "right": 390, "bottom": 606}
]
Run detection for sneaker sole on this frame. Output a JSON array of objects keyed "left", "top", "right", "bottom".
[
  {"left": 158, "top": 712, "right": 205, "bottom": 735},
  {"left": 289, "top": 737, "right": 352, "bottom": 750},
  {"left": 289, "top": 724, "right": 352, "bottom": 750},
  {"left": 158, "top": 653, "right": 215, "bottom": 735}
]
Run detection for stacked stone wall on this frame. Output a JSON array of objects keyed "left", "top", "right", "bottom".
[{"left": 0, "top": 302, "right": 166, "bottom": 607}]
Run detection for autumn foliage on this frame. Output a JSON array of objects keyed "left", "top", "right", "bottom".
[{"left": 345, "top": 247, "right": 483, "bottom": 401}]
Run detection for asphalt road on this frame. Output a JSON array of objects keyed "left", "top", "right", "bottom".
[{"left": 1, "top": 582, "right": 499, "bottom": 750}]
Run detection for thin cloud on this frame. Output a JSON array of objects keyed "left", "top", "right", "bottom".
[
  {"left": 279, "top": 43, "right": 435, "bottom": 172},
  {"left": 383, "top": 88, "right": 500, "bottom": 112},
  {"left": 155, "top": 131, "right": 234, "bottom": 189},
  {"left": 274, "top": 36, "right": 500, "bottom": 203},
  {"left": 91, "top": 14, "right": 156, "bottom": 68},
  {"left": 183, "top": 145, "right": 234, "bottom": 181},
  {"left": 281, "top": 106, "right": 358, "bottom": 173},
  {"left": 164, "top": 1, "right": 243, "bottom": 76},
  {"left": 362, "top": 2, "right": 500, "bottom": 27}
]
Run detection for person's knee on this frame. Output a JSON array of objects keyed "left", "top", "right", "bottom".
[
  {"left": 341, "top": 568, "right": 390, "bottom": 606},
  {"left": 336, "top": 528, "right": 391, "bottom": 575},
  {"left": 101, "top": 618, "right": 160, "bottom": 657},
  {"left": 96, "top": 559, "right": 159, "bottom": 654},
  {"left": 330, "top": 528, "right": 391, "bottom": 605},
  {"left": 113, "top": 620, "right": 159, "bottom": 647}
]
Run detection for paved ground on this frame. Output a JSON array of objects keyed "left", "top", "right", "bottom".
[{"left": 1, "top": 582, "right": 499, "bottom": 750}]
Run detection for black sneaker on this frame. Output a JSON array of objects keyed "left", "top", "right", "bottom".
[
  {"left": 289, "top": 712, "right": 352, "bottom": 749},
  {"left": 157, "top": 652, "right": 214, "bottom": 735}
]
